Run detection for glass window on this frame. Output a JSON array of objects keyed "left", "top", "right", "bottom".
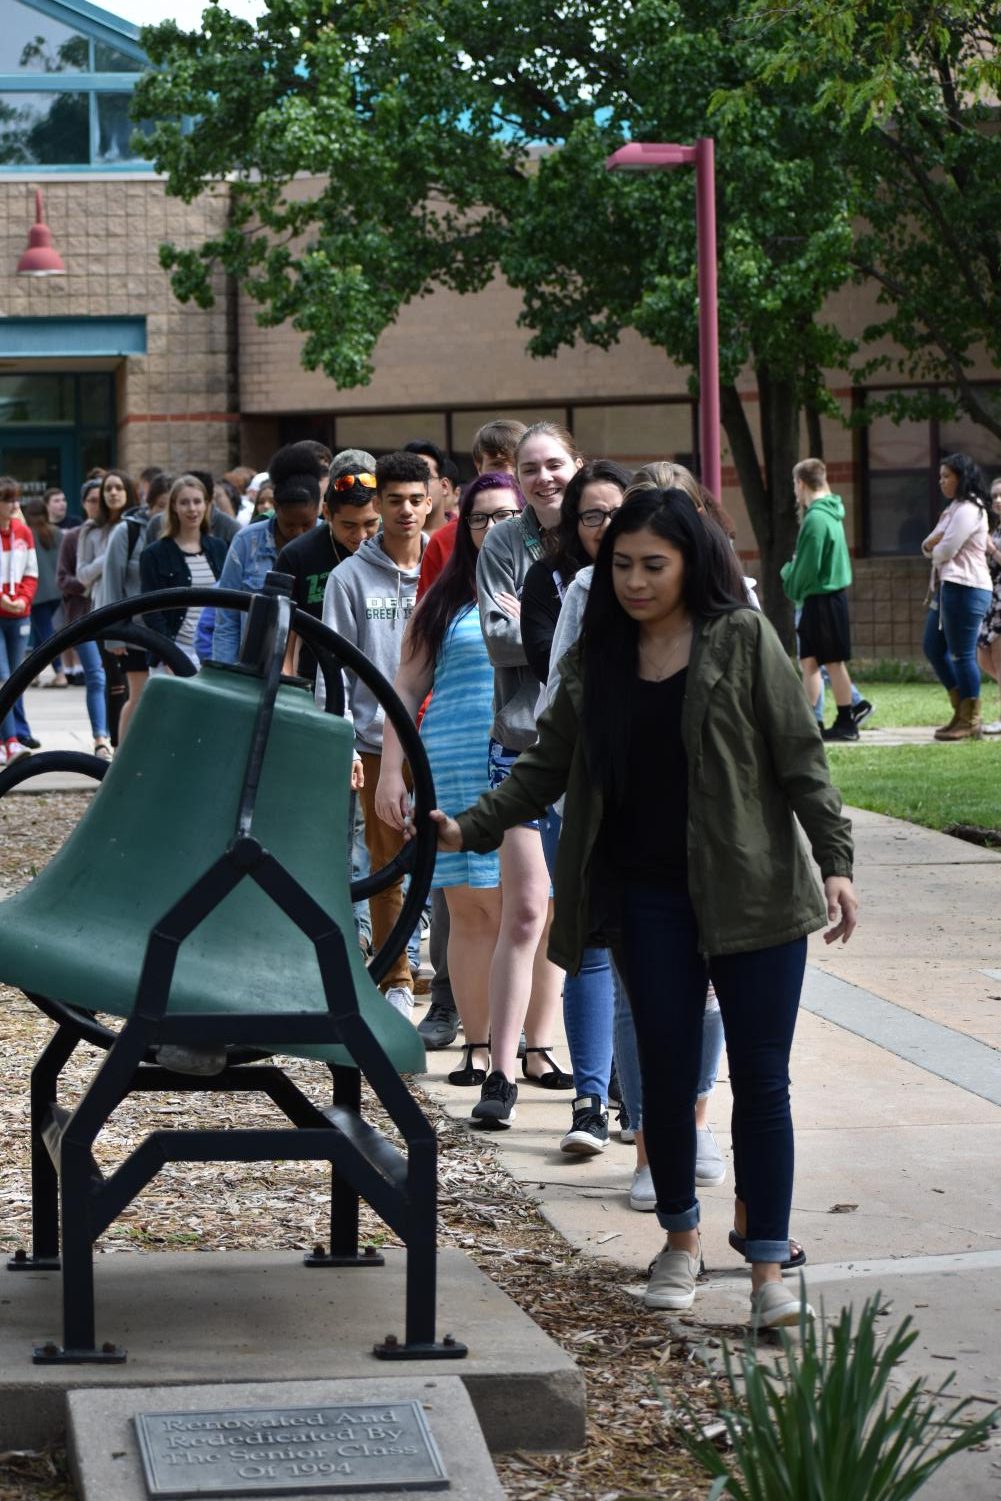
[
  {"left": 336, "top": 413, "right": 447, "bottom": 452},
  {"left": 96, "top": 92, "right": 149, "bottom": 163},
  {"left": 79, "top": 375, "right": 113, "bottom": 428},
  {"left": 0, "top": 374, "right": 75, "bottom": 426},
  {"left": 572, "top": 402, "right": 694, "bottom": 464},
  {"left": 93, "top": 41, "right": 141, "bottom": 73},
  {"left": 0, "top": 90, "right": 88, "bottom": 164},
  {"left": 6, "top": 0, "right": 91, "bottom": 72},
  {"left": 939, "top": 397, "right": 1001, "bottom": 485},
  {"left": 864, "top": 396, "right": 933, "bottom": 555},
  {"left": 80, "top": 431, "right": 113, "bottom": 479}
]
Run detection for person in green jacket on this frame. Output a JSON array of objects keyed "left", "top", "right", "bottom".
[
  {"left": 781, "top": 457, "right": 859, "bottom": 742},
  {"left": 419, "top": 488, "right": 858, "bottom": 1331}
]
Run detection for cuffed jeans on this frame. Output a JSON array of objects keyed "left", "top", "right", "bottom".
[
  {"left": 924, "top": 583, "right": 992, "bottom": 701},
  {"left": 615, "top": 883, "right": 805, "bottom": 1264}
]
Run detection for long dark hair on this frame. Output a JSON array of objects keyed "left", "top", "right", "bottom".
[
  {"left": 550, "top": 460, "right": 634, "bottom": 584},
  {"left": 941, "top": 452, "right": 990, "bottom": 520},
  {"left": 96, "top": 470, "right": 138, "bottom": 526},
  {"left": 581, "top": 487, "right": 747, "bottom": 808},
  {"left": 409, "top": 471, "right": 523, "bottom": 666}
]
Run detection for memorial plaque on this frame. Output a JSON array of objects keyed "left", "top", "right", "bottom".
[{"left": 134, "top": 1400, "right": 449, "bottom": 1498}]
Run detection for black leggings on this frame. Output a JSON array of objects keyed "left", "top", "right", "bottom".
[{"left": 99, "top": 646, "right": 128, "bottom": 747}]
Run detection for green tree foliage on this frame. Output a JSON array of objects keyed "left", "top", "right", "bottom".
[
  {"left": 727, "top": 1, "right": 1001, "bottom": 441},
  {"left": 136, "top": 0, "right": 869, "bottom": 631}
]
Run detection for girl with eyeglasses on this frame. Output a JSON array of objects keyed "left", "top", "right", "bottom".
[
  {"left": 376, "top": 473, "right": 521, "bottom": 1084},
  {"left": 469, "top": 421, "right": 584, "bottom": 1125}
]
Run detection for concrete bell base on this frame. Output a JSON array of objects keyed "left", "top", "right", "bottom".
[{"left": 0, "top": 1249, "right": 584, "bottom": 1454}]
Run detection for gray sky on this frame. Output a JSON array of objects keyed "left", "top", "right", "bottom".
[{"left": 112, "top": 0, "right": 266, "bottom": 30}]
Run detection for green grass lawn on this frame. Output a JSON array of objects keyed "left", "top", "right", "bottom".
[
  {"left": 843, "top": 680, "right": 1001, "bottom": 729},
  {"left": 826, "top": 742, "right": 1000, "bottom": 832}
]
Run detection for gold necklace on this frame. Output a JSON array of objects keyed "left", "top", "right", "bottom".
[{"left": 638, "top": 628, "right": 691, "bottom": 681}]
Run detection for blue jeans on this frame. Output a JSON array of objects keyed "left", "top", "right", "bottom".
[
  {"left": 924, "top": 584, "right": 992, "bottom": 701},
  {"left": 74, "top": 637, "right": 108, "bottom": 740},
  {"left": 540, "top": 809, "right": 613, "bottom": 1099},
  {"left": 0, "top": 614, "right": 32, "bottom": 741},
  {"left": 615, "top": 883, "right": 805, "bottom": 1264},
  {"left": 30, "top": 599, "right": 63, "bottom": 674},
  {"left": 611, "top": 960, "right": 725, "bottom": 1133}
]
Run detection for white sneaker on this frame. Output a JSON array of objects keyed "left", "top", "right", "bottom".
[
  {"left": 0, "top": 743, "right": 6, "bottom": 769},
  {"left": 629, "top": 1165, "right": 657, "bottom": 1212},
  {"left": 384, "top": 986, "right": 415, "bottom": 1018},
  {"left": 695, "top": 1126, "right": 726, "bottom": 1185},
  {"left": 644, "top": 1242, "right": 702, "bottom": 1310},
  {"left": 982, "top": 719, "right": 1001, "bottom": 735},
  {"left": 750, "top": 1280, "right": 815, "bottom": 1329}
]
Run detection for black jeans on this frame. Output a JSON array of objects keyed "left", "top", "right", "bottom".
[{"left": 615, "top": 883, "right": 806, "bottom": 1263}]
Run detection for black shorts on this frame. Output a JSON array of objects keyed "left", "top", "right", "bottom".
[
  {"left": 798, "top": 589, "right": 851, "bottom": 664},
  {"left": 101, "top": 644, "right": 149, "bottom": 675}
]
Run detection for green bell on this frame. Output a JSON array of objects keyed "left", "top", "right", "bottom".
[{"left": 0, "top": 664, "right": 424, "bottom": 1075}]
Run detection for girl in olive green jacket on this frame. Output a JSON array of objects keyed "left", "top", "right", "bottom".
[{"left": 429, "top": 488, "right": 858, "bottom": 1331}]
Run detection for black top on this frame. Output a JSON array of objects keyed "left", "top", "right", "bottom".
[
  {"left": 138, "top": 533, "right": 228, "bottom": 656},
  {"left": 599, "top": 668, "right": 689, "bottom": 887},
  {"left": 521, "top": 558, "right": 572, "bottom": 683},
  {"left": 276, "top": 524, "right": 352, "bottom": 680}
]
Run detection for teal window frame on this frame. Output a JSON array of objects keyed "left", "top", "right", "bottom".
[{"left": 0, "top": 0, "right": 149, "bottom": 171}]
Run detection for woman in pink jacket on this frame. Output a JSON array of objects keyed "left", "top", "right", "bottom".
[
  {"left": 921, "top": 453, "right": 992, "bottom": 741},
  {"left": 0, "top": 476, "right": 38, "bottom": 767}
]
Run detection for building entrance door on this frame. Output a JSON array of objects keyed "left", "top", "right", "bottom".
[{"left": 0, "top": 433, "right": 75, "bottom": 507}]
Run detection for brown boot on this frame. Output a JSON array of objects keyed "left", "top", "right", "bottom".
[
  {"left": 936, "top": 698, "right": 982, "bottom": 741},
  {"left": 933, "top": 687, "right": 962, "bottom": 739}
]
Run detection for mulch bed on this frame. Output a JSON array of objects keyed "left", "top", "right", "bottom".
[{"left": 0, "top": 794, "right": 721, "bottom": 1501}]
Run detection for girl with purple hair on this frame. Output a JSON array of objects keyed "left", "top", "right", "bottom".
[{"left": 376, "top": 473, "right": 521, "bottom": 1084}]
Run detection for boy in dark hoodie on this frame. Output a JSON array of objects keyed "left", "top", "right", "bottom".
[
  {"left": 782, "top": 457, "right": 859, "bottom": 742},
  {"left": 322, "top": 451, "right": 432, "bottom": 1017}
]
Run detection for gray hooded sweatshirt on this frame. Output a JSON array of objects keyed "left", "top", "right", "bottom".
[
  {"left": 475, "top": 505, "right": 546, "bottom": 750},
  {"left": 321, "top": 531, "right": 426, "bottom": 754}
]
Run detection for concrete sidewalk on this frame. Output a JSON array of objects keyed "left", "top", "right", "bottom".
[{"left": 420, "top": 806, "right": 1001, "bottom": 1498}]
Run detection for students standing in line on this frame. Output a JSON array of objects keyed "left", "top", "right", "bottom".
[
  {"left": 469, "top": 421, "right": 582, "bottom": 1126},
  {"left": 212, "top": 444, "right": 323, "bottom": 664},
  {"left": 921, "top": 452, "right": 993, "bottom": 741},
  {"left": 0, "top": 477, "right": 37, "bottom": 768},
  {"left": 376, "top": 472, "right": 523, "bottom": 1077},
  {"left": 56, "top": 481, "right": 111, "bottom": 759},
  {"left": 76, "top": 470, "right": 138, "bottom": 748},
  {"left": 322, "top": 451, "right": 433, "bottom": 1018},
  {"left": 781, "top": 458, "right": 858, "bottom": 743},
  {"left": 140, "top": 475, "right": 228, "bottom": 668},
  {"left": 425, "top": 488, "right": 857, "bottom": 1328}
]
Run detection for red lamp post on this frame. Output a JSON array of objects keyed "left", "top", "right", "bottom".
[
  {"left": 17, "top": 188, "right": 67, "bottom": 277},
  {"left": 605, "top": 139, "right": 721, "bottom": 503}
]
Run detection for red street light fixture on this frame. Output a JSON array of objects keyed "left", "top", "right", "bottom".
[
  {"left": 17, "top": 188, "right": 66, "bottom": 277},
  {"left": 605, "top": 139, "right": 721, "bottom": 503}
]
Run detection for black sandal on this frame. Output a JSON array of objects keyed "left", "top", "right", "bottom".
[
  {"left": 448, "top": 1043, "right": 489, "bottom": 1087},
  {"left": 728, "top": 1230, "right": 807, "bottom": 1271},
  {"left": 520, "top": 1045, "right": 573, "bottom": 1090}
]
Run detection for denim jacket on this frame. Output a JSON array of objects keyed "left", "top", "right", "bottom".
[{"left": 212, "top": 518, "right": 277, "bottom": 663}]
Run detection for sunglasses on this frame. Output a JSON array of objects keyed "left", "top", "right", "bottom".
[{"left": 332, "top": 471, "right": 377, "bottom": 492}]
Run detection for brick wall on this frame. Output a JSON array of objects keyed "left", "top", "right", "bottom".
[
  {"left": 0, "top": 178, "right": 236, "bottom": 477},
  {"left": 849, "top": 557, "right": 929, "bottom": 662}
]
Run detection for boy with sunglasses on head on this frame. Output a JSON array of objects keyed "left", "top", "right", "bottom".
[{"left": 277, "top": 449, "right": 380, "bottom": 683}]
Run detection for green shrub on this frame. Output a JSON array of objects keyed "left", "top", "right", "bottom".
[{"left": 667, "top": 1290, "right": 997, "bottom": 1500}]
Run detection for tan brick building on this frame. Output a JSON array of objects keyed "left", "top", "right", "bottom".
[{"left": 2, "top": 0, "right": 998, "bottom": 660}]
